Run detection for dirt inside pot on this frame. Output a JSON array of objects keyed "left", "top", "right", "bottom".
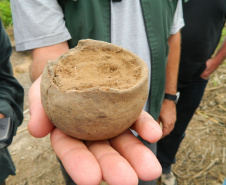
[{"left": 52, "top": 47, "right": 142, "bottom": 91}]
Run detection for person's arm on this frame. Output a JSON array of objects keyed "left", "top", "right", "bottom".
[
  {"left": 30, "top": 41, "right": 69, "bottom": 81},
  {"left": 158, "top": 31, "right": 181, "bottom": 138},
  {"left": 0, "top": 19, "right": 24, "bottom": 134},
  {"left": 200, "top": 38, "right": 226, "bottom": 79}
]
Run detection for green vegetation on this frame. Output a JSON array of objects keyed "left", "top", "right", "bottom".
[
  {"left": 0, "top": 0, "right": 12, "bottom": 28},
  {"left": 220, "top": 26, "right": 226, "bottom": 43}
]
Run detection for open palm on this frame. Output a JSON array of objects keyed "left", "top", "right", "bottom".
[{"left": 28, "top": 77, "right": 162, "bottom": 184}]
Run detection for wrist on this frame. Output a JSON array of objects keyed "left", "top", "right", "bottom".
[{"left": 164, "top": 92, "right": 180, "bottom": 104}]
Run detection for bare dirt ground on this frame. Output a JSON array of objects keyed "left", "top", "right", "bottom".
[{"left": 5, "top": 28, "right": 226, "bottom": 185}]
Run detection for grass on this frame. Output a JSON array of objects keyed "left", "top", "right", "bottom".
[
  {"left": 218, "top": 25, "right": 226, "bottom": 46},
  {"left": 221, "top": 26, "right": 226, "bottom": 42},
  {"left": 0, "top": 0, "right": 12, "bottom": 28}
]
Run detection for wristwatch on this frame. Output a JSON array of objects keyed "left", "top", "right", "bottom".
[
  {"left": 164, "top": 92, "right": 180, "bottom": 104},
  {"left": 0, "top": 117, "right": 13, "bottom": 149}
]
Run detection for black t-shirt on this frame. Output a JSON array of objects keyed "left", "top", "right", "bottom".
[{"left": 178, "top": 0, "right": 226, "bottom": 88}]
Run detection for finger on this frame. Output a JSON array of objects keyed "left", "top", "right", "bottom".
[
  {"left": 157, "top": 118, "right": 160, "bottom": 124},
  {"left": 110, "top": 130, "right": 162, "bottom": 181},
  {"left": 161, "top": 127, "right": 171, "bottom": 138},
  {"left": 86, "top": 140, "right": 138, "bottom": 185},
  {"left": 0, "top": 114, "right": 5, "bottom": 119},
  {"left": 28, "top": 76, "right": 54, "bottom": 138},
  {"left": 131, "top": 110, "right": 162, "bottom": 143},
  {"left": 200, "top": 74, "right": 209, "bottom": 80},
  {"left": 51, "top": 128, "right": 102, "bottom": 184},
  {"left": 161, "top": 121, "right": 175, "bottom": 138}
]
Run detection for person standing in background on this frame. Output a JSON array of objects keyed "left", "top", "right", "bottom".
[{"left": 157, "top": 0, "right": 226, "bottom": 184}]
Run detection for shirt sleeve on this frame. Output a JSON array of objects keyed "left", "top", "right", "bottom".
[
  {"left": 0, "top": 19, "right": 24, "bottom": 135},
  {"left": 170, "top": 0, "right": 185, "bottom": 35},
  {"left": 11, "top": 0, "right": 72, "bottom": 51}
]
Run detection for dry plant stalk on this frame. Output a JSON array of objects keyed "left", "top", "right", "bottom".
[
  {"left": 189, "top": 158, "right": 219, "bottom": 180},
  {"left": 196, "top": 110, "right": 219, "bottom": 124}
]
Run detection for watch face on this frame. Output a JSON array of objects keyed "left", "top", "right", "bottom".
[
  {"left": 0, "top": 118, "right": 13, "bottom": 149},
  {"left": 175, "top": 92, "right": 180, "bottom": 104}
]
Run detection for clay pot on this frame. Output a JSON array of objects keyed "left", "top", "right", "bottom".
[{"left": 41, "top": 39, "right": 149, "bottom": 140}]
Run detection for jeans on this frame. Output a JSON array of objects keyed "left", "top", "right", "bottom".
[{"left": 157, "top": 77, "right": 208, "bottom": 174}]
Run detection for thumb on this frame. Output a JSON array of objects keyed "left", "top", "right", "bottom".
[{"left": 28, "top": 76, "right": 54, "bottom": 138}]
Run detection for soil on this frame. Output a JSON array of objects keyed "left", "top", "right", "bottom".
[
  {"left": 5, "top": 28, "right": 226, "bottom": 185},
  {"left": 50, "top": 43, "right": 142, "bottom": 91}
]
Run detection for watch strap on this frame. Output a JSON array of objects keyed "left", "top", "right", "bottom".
[{"left": 164, "top": 92, "right": 180, "bottom": 104}]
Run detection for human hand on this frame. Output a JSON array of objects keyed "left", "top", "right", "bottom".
[
  {"left": 28, "top": 76, "right": 162, "bottom": 185},
  {"left": 0, "top": 114, "right": 5, "bottom": 119},
  {"left": 200, "top": 58, "right": 219, "bottom": 80},
  {"left": 158, "top": 99, "right": 176, "bottom": 138}
]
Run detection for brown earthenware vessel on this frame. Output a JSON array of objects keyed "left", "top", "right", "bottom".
[{"left": 41, "top": 39, "right": 149, "bottom": 140}]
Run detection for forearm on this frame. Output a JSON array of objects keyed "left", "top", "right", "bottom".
[
  {"left": 165, "top": 31, "right": 181, "bottom": 94},
  {"left": 31, "top": 41, "right": 69, "bottom": 81},
  {"left": 213, "top": 38, "right": 226, "bottom": 64},
  {"left": 158, "top": 32, "right": 181, "bottom": 137},
  {"left": 200, "top": 38, "right": 226, "bottom": 79}
]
